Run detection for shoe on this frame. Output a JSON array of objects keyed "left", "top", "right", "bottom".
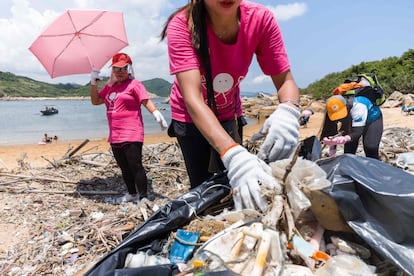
[
  {"left": 118, "top": 193, "right": 140, "bottom": 204},
  {"left": 140, "top": 193, "right": 155, "bottom": 202}
]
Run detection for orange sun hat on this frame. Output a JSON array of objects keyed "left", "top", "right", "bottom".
[{"left": 326, "top": 95, "right": 348, "bottom": 121}]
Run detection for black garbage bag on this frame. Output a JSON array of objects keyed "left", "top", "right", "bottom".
[
  {"left": 84, "top": 173, "right": 232, "bottom": 276},
  {"left": 317, "top": 154, "right": 414, "bottom": 275},
  {"left": 298, "top": 135, "right": 322, "bottom": 161}
]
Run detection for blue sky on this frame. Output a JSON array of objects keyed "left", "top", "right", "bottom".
[{"left": 0, "top": 0, "right": 413, "bottom": 93}]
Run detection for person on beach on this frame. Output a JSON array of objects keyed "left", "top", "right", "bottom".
[
  {"left": 43, "top": 133, "right": 52, "bottom": 143},
  {"left": 299, "top": 109, "right": 314, "bottom": 127},
  {"left": 322, "top": 92, "right": 383, "bottom": 159},
  {"left": 160, "top": 0, "right": 301, "bottom": 212},
  {"left": 90, "top": 53, "right": 168, "bottom": 203}
]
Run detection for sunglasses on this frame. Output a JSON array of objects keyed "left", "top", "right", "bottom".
[
  {"left": 344, "top": 76, "right": 361, "bottom": 83},
  {"left": 113, "top": 66, "right": 128, "bottom": 72}
]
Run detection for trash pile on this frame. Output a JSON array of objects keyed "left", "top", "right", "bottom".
[
  {"left": 1, "top": 127, "right": 413, "bottom": 275},
  {"left": 85, "top": 136, "right": 414, "bottom": 275},
  {"left": 0, "top": 142, "right": 189, "bottom": 275}
]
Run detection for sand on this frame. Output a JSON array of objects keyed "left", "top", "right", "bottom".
[{"left": 0, "top": 107, "right": 412, "bottom": 171}]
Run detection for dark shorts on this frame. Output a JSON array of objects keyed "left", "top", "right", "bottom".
[{"left": 168, "top": 119, "right": 242, "bottom": 188}]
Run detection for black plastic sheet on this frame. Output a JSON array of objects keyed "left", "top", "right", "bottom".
[
  {"left": 298, "top": 135, "right": 322, "bottom": 161},
  {"left": 84, "top": 173, "right": 232, "bottom": 276},
  {"left": 317, "top": 154, "right": 414, "bottom": 275}
]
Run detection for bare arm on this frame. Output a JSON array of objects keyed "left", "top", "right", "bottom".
[
  {"left": 176, "top": 69, "right": 235, "bottom": 154},
  {"left": 90, "top": 83, "right": 104, "bottom": 105},
  {"left": 271, "top": 70, "right": 300, "bottom": 110},
  {"left": 142, "top": 99, "right": 157, "bottom": 113}
]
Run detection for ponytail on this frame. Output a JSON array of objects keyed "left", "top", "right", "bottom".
[
  {"left": 160, "top": 0, "right": 204, "bottom": 51},
  {"left": 160, "top": 0, "right": 217, "bottom": 114}
]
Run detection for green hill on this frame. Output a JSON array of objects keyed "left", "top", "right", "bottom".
[
  {"left": 142, "top": 78, "right": 172, "bottom": 97},
  {"left": 301, "top": 49, "right": 414, "bottom": 99},
  {"left": 1, "top": 49, "right": 413, "bottom": 99},
  {"left": 0, "top": 71, "right": 82, "bottom": 98},
  {"left": 0, "top": 73, "right": 172, "bottom": 98}
]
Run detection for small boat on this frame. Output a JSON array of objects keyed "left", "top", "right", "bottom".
[{"left": 41, "top": 106, "right": 59, "bottom": 116}]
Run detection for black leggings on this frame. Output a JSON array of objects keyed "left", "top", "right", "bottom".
[
  {"left": 111, "top": 142, "right": 148, "bottom": 197},
  {"left": 177, "top": 135, "right": 216, "bottom": 189},
  {"left": 345, "top": 116, "right": 383, "bottom": 159},
  {"left": 170, "top": 119, "right": 240, "bottom": 189}
]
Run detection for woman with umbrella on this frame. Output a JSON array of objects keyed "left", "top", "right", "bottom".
[{"left": 90, "top": 53, "right": 168, "bottom": 203}]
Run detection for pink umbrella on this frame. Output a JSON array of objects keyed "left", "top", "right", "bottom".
[{"left": 29, "top": 9, "right": 128, "bottom": 78}]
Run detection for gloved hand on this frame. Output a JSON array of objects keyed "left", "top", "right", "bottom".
[
  {"left": 251, "top": 131, "right": 265, "bottom": 141},
  {"left": 152, "top": 110, "right": 168, "bottom": 131},
  {"left": 322, "top": 135, "right": 351, "bottom": 146},
  {"left": 221, "top": 144, "right": 278, "bottom": 212},
  {"left": 90, "top": 68, "right": 101, "bottom": 85},
  {"left": 254, "top": 103, "right": 300, "bottom": 162}
]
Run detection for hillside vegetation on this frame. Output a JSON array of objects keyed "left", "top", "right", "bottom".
[
  {"left": 302, "top": 49, "right": 414, "bottom": 99},
  {"left": 0, "top": 74, "right": 172, "bottom": 98},
  {"left": 1, "top": 49, "right": 413, "bottom": 99}
]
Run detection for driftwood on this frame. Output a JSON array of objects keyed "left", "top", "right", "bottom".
[
  {"left": 0, "top": 125, "right": 412, "bottom": 275},
  {"left": 0, "top": 172, "right": 78, "bottom": 184},
  {"left": 3, "top": 189, "right": 119, "bottom": 195},
  {"left": 80, "top": 159, "right": 110, "bottom": 167},
  {"left": 65, "top": 139, "right": 90, "bottom": 158},
  {"left": 0, "top": 141, "right": 191, "bottom": 275}
]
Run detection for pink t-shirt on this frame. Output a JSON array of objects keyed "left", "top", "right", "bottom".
[
  {"left": 167, "top": 1, "right": 290, "bottom": 122},
  {"left": 98, "top": 79, "right": 149, "bottom": 143}
]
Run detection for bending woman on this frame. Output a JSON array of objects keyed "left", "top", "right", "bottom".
[{"left": 160, "top": 0, "right": 301, "bottom": 212}]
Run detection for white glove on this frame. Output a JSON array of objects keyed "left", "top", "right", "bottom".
[
  {"left": 90, "top": 68, "right": 101, "bottom": 85},
  {"left": 256, "top": 103, "right": 300, "bottom": 162},
  {"left": 152, "top": 110, "right": 168, "bottom": 131},
  {"left": 221, "top": 145, "right": 278, "bottom": 212}
]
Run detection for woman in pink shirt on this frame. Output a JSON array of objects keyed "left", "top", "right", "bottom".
[
  {"left": 90, "top": 53, "right": 168, "bottom": 203},
  {"left": 160, "top": 0, "right": 301, "bottom": 212}
]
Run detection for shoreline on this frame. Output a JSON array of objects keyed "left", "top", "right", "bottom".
[
  {"left": 0, "top": 96, "right": 91, "bottom": 101},
  {"left": 0, "top": 94, "right": 161, "bottom": 101},
  {"left": 1, "top": 107, "right": 412, "bottom": 170},
  {"left": 0, "top": 114, "right": 324, "bottom": 170},
  {"left": 0, "top": 123, "right": 263, "bottom": 170}
]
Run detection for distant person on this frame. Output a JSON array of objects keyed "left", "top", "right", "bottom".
[
  {"left": 322, "top": 77, "right": 383, "bottom": 159},
  {"left": 160, "top": 0, "right": 300, "bottom": 212},
  {"left": 90, "top": 52, "right": 168, "bottom": 203},
  {"left": 299, "top": 109, "right": 314, "bottom": 127},
  {"left": 43, "top": 133, "right": 52, "bottom": 143}
]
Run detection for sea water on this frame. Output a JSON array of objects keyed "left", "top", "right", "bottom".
[
  {"left": 0, "top": 98, "right": 171, "bottom": 146},
  {"left": 0, "top": 92, "right": 259, "bottom": 146}
]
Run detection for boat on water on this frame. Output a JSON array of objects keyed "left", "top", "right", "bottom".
[{"left": 41, "top": 105, "right": 59, "bottom": 116}]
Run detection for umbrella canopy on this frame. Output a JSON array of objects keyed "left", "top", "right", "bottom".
[{"left": 29, "top": 10, "right": 128, "bottom": 78}]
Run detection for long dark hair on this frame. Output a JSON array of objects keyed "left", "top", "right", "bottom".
[
  {"left": 160, "top": 0, "right": 217, "bottom": 114},
  {"left": 160, "top": 0, "right": 204, "bottom": 51}
]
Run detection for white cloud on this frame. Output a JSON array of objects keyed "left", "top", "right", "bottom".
[
  {"left": 252, "top": 75, "right": 271, "bottom": 85},
  {"left": 267, "top": 2, "right": 307, "bottom": 21},
  {"left": 1, "top": 1, "right": 59, "bottom": 74},
  {"left": 0, "top": 0, "right": 306, "bottom": 89},
  {"left": 0, "top": 0, "right": 177, "bottom": 84}
]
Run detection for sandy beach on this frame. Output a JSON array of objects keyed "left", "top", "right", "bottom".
[
  {"left": 0, "top": 106, "right": 412, "bottom": 171},
  {"left": 0, "top": 106, "right": 412, "bottom": 275}
]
